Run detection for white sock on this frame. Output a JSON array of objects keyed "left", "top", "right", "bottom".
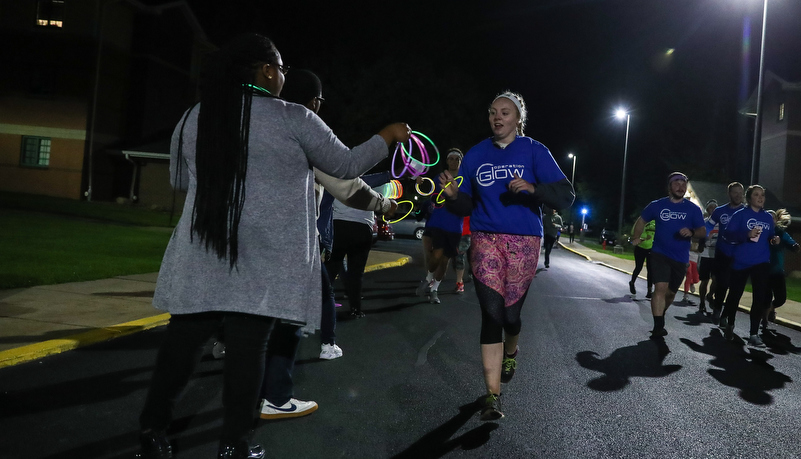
[
  {"left": 426, "top": 271, "right": 434, "bottom": 282},
  {"left": 431, "top": 279, "right": 442, "bottom": 291}
]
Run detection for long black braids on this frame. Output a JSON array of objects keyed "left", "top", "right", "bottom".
[{"left": 189, "top": 33, "right": 279, "bottom": 270}]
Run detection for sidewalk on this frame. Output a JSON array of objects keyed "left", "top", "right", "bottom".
[
  {"left": 560, "top": 240, "right": 801, "bottom": 332},
  {"left": 0, "top": 250, "right": 411, "bottom": 368}
]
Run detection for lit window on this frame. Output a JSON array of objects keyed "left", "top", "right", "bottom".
[
  {"left": 21, "top": 137, "right": 51, "bottom": 167},
  {"left": 36, "top": 0, "right": 65, "bottom": 28},
  {"left": 778, "top": 103, "right": 785, "bottom": 121}
]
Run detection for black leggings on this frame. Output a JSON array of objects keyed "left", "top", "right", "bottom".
[
  {"left": 769, "top": 272, "right": 787, "bottom": 308},
  {"left": 631, "top": 246, "right": 652, "bottom": 290},
  {"left": 475, "top": 277, "right": 528, "bottom": 344},
  {"left": 139, "top": 312, "right": 275, "bottom": 444},
  {"left": 325, "top": 220, "right": 373, "bottom": 313},
  {"left": 722, "top": 263, "right": 770, "bottom": 335}
]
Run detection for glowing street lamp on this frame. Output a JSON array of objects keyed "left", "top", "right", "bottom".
[
  {"left": 580, "top": 207, "right": 588, "bottom": 242},
  {"left": 615, "top": 108, "right": 631, "bottom": 240},
  {"left": 567, "top": 153, "right": 577, "bottom": 186}
]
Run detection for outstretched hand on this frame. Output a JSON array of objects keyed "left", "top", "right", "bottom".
[
  {"left": 378, "top": 123, "right": 412, "bottom": 147},
  {"left": 386, "top": 200, "right": 398, "bottom": 217},
  {"left": 438, "top": 170, "right": 459, "bottom": 200}
]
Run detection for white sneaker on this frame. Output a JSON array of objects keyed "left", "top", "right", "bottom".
[
  {"left": 259, "top": 398, "right": 318, "bottom": 420},
  {"left": 320, "top": 343, "right": 343, "bottom": 360}
]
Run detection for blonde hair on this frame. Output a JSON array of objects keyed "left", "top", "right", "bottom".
[{"left": 770, "top": 208, "right": 792, "bottom": 229}]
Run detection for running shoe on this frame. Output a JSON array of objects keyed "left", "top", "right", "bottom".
[
  {"left": 259, "top": 398, "right": 318, "bottom": 420},
  {"left": 698, "top": 304, "right": 708, "bottom": 315},
  {"left": 724, "top": 324, "right": 735, "bottom": 341},
  {"left": 455, "top": 282, "right": 465, "bottom": 294},
  {"left": 211, "top": 341, "right": 226, "bottom": 359},
  {"left": 416, "top": 280, "right": 432, "bottom": 297},
  {"left": 350, "top": 309, "right": 365, "bottom": 319},
  {"left": 135, "top": 430, "right": 172, "bottom": 459},
  {"left": 320, "top": 343, "right": 343, "bottom": 360},
  {"left": 748, "top": 334, "right": 766, "bottom": 347},
  {"left": 501, "top": 356, "right": 517, "bottom": 384},
  {"left": 629, "top": 280, "right": 636, "bottom": 295},
  {"left": 719, "top": 315, "right": 728, "bottom": 330},
  {"left": 429, "top": 290, "right": 441, "bottom": 304},
  {"left": 650, "top": 328, "right": 668, "bottom": 338},
  {"left": 479, "top": 393, "right": 504, "bottom": 421},
  {"left": 645, "top": 291, "right": 652, "bottom": 299},
  {"left": 711, "top": 308, "right": 721, "bottom": 325},
  {"left": 685, "top": 298, "right": 696, "bottom": 306}
]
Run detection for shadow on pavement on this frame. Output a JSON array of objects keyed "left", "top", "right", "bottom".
[
  {"left": 675, "top": 308, "right": 712, "bottom": 328},
  {"left": 391, "top": 398, "right": 497, "bottom": 459},
  {"left": 602, "top": 296, "right": 636, "bottom": 304},
  {"left": 680, "top": 329, "right": 793, "bottom": 405},
  {"left": 576, "top": 339, "right": 681, "bottom": 391}
]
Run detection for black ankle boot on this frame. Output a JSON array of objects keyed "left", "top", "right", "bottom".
[
  {"left": 218, "top": 442, "right": 265, "bottom": 459},
  {"left": 135, "top": 430, "right": 172, "bottom": 459}
]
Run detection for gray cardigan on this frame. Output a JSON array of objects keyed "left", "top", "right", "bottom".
[{"left": 153, "top": 97, "right": 388, "bottom": 331}]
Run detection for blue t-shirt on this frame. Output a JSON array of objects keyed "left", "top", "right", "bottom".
[
  {"left": 640, "top": 197, "right": 705, "bottom": 263},
  {"left": 724, "top": 206, "right": 775, "bottom": 270},
  {"left": 707, "top": 204, "right": 745, "bottom": 257},
  {"left": 426, "top": 188, "right": 464, "bottom": 234},
  {"left": 458, "top": 137, "right": 566, "bottom": 236}
]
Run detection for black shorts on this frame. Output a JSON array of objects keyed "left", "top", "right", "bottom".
[
  {"left": 423, "top": 227, "right": 462, "bottom": 259},
  {"left": 649, "top": 252, "right": 687, "bottom": 293},
  {"left": 698, "top": 257, "right": 714, "bottom": 281}
]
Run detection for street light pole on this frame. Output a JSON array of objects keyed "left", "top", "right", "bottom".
[
  {"left": 615, "top": 109, "right": 631, "bottom": 239},
  {"left": 568, "top": 153, "right": 577, "bottom": 186},
  {"left": 751, "top": 0, "right": 768, "bottom": 185}
]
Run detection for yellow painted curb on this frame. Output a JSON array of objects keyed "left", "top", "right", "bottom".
[
  {"left": 0, "top": 256, "right": 410, "bottom": 369},
  {"left": 0, "top": 313, "right": 171, "bottom": 369},
  {"left": 364, "top": 255, "right": 411, "bottom": 273}
]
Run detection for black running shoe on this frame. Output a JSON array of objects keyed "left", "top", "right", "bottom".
[
  {"left": 629, "top": 280, "right": 636, "bottom": 295},
  {"left": 650, "top": 328, "right": 668, "bottom": 339},
  {"left": 501, "top": 356, "right": 517, "bottom": 384},
  {"left": 479, "top": 393, "right": 504, "bottom": 421}
]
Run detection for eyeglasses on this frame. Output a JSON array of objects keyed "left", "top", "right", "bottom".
[{"left": 271, "top": 63, "right": 290, "bottom": 75}]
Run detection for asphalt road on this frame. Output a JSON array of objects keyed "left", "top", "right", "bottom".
[{"left": 2, "top": 238, "right": 801, "bottom": 459}]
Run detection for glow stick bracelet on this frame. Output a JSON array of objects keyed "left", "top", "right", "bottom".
[
  {"left": 415, "top": 177, "right": 435, "bottom": 196},
  {"left": 383, "top": 200, "right": 415, "bottom": 223},
  {"left": 435, "top": 176, "right": 463, "bottom": 204}
]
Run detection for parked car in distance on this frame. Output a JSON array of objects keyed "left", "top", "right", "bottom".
[
  {"left": 391, "top": 218, "right": 427, "bottom": 240},
  {"left": 375, "top": 216, "right": 394, "bottom": 241},
  {"left": 599, "top": 228, "right": 616, "bottom": 245}
]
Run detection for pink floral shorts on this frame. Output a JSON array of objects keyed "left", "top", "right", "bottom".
[{"left": 469, "top": 231, "right": 541, "bottom": 307}]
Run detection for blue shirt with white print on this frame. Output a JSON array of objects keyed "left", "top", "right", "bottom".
[
  {"left": 724, "top": 206, "right": 775, "bottom": 270},
  {"left": 707, "top": 203, "right": 745, "bottom": 257},
  {"left": 458, "top": 136, "right": 566, "bottom": 236},
  {"left": 641, "top": 197, "right": 705, "bottom": 263}
]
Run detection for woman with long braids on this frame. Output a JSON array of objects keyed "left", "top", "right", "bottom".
[
  {"left": 135, "top": 34, "right": 410, "bottom": 459},
  {"left": 439, "top": 91, "right": 574, "bottom": 421}
]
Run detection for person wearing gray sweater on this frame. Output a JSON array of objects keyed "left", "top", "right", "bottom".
[{"left": 136, "top": 34, "right": 410, "bottom": 459}]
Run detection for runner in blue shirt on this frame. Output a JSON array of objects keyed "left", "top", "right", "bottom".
[
  {"left": 720, "top": 185, "right": 780, "bottom": 346},
  {"left": 439, "top": 91, "right": 574, "bottom": 421},
  {"left": 415, "top": 149, "right": 465, "bottom": 304},
  {"left": 705, "top": 182, "right": 744, "bottom": 324},
  {"left": 631, "top": 172, "right": 705, "bottom": 338}
]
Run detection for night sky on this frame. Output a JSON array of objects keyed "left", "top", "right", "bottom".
[{"left": 173, "top": 0, "right": 801, "bottom": 229}]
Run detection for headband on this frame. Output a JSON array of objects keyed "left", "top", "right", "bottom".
[
  {"left": 668, "top": 173, "right": 688, "bottom": 183},
  {"left": 493, "top": 93, "right": 523, "bottom": 118},
  {"left": 447, "top": 150, "right": 463, "bottom": 160}
]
